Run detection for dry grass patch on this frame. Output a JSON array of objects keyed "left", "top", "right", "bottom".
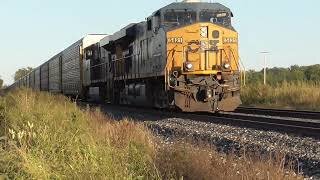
[{"left": 155, "top": 142, "right": 302, "bottom": 180}]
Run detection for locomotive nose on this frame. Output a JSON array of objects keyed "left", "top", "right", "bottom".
[{"left": 166, "top": 22, "right": 241, "bottom": 112}]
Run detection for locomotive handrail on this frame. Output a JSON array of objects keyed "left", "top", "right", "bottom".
[
  {"left": 90, "top": 62, "right": 107, "bottom": 69},
  {"left": 221, "top": 47, "right": 239, "bottom": 71},
  {"left": 89, "top": 53, "right": 139, "bottom": 68},
  {"left": 111, "top": 54, "right": 137, "bottom": 62},
  {"left": 222, "top": 46, "right": 246, "bottom": 86},
  {"left": 238, "top": 56, "right": 246, "bottom": 86},
  {"left": 165, "top": 46, "right": 178, "bottom": 90},
  {"left": 228, "top": 46, "right": 240, "bottom": 71}
]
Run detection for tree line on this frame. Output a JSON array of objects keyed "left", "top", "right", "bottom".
[
  {"left": 0, "top": 67, "right": 34, "bottom": 89},
  {"left": 246, "top": 64, "right": 320, "bottom": 85},
  {"left": 1, "top": 65, "right": 319, "bottom": 89},
  {"left": 14, "top": 67, "right": 33, "bottom": 81}
]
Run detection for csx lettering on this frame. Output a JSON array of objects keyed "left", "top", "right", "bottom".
[{"left": 168, "top": 37, "right": 183, "bottom": 44}]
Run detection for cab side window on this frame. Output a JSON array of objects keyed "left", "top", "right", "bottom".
[{"left": 147, "top": 19, "right": 152, "bottom": 31}]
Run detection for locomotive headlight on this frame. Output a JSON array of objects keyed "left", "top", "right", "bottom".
[
  {"left": 185, "top": 62, "right": 193, "bottom": 70},
  {"left": 207, "top": 90, "right": 213, "bottom": 99},
  {"left": 224, "top": 63, "right": 231, "bottom": 69}
]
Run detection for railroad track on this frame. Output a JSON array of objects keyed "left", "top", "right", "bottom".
[
  {"left": 84, "top": 103, "right": 320, "bottom": 139},
  {"left": 236, "top": 107, "right": 320, "bottom": 120},
  {"left": 211, "top": 112, "right": 320, "bottom": 138},
  {"left": 167, "top": 110, "right": 320, "bottom": 139}
]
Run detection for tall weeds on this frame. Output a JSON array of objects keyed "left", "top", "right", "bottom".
[
  {"left": 241, "top": 81, "right": 320, "bottom": 110},
  {"left": 0, "top": 89, "right": 303, "bottom": 179},
  {"left": 0, "top": 89, "right": 158, "bottom": 179}
]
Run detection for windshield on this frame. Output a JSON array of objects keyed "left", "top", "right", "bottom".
[
  {"left": 164, "top": 10, "right": 196, "bottom": 27},
  {"left": 200, "top": 10, "right": 231, "bottom": 27}
]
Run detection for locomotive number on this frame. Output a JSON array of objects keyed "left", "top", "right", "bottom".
[
  {"left": 223, "top": 37, "right": 237, "bottom": 44},
  {"left": 167, "top": 37, "right": 183, "bottom": 44}
]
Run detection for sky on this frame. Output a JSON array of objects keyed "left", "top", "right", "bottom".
[{"left": 1, "top": 0, "right": 320, "bottom": 85}]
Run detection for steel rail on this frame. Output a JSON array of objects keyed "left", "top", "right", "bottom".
[
  {"left": 209, "top": 113, "right": 320, "bottom": 138},
  {"left": 168, "top": 111, "right": 320, "bottom": 139},
  {"left": 82, "top": 103, "right": 320, "bottom": 139},
  {"left": 235, "top": 107, "right": 320, "bottom": 120}
]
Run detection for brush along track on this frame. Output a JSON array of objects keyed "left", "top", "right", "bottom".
[{"left": 236, "top": 107, "right": 320, "bottom": 120}]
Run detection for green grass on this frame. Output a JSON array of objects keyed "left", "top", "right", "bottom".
[
  {"left": 0, "top": 89, "right": 303, "bottom": 179},
  {"left": 241, "top": 81, "right": 320, "bottom": 111}
]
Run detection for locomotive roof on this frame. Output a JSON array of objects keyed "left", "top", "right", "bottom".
[
  {"left": 101, "top": 2, "right": 233, "bottom": 47},
  {"left": 153, "top": 2, "right": 232, "bottom": 16}
]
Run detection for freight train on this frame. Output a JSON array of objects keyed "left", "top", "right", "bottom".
[{"left": 8, "top": 0, "right": 242, "bottom": 113}]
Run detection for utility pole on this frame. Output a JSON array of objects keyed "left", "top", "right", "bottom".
[
  {"left": 238, "top": 57, "right": 246, "bottom": 87},
  {"left": 243, "top": 69, "right": 246, "bottom": 86},
  {"left": 259, "top": 51, "right": 270, "bottom": 85}
]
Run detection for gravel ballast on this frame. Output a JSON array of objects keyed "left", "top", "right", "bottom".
[{"left": 145, "top": 118, "right": 320, "bottom": 178}]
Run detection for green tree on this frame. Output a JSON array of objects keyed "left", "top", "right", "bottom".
[
  {"left": 305, "top": 65, "right": 320, "bottom": 81},
  {"left": 288, "top": 67, "right": 305, "bottom": 82},
  {"left": 245, "top": 64, "right": 320, "bottom": 86},
  {"left": 14, "top": 67, "right": 33, "bottom": 81}
]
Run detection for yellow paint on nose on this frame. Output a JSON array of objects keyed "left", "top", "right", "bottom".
[{"left": 166, "top": 22, "right": 239, "bottom": 76}]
